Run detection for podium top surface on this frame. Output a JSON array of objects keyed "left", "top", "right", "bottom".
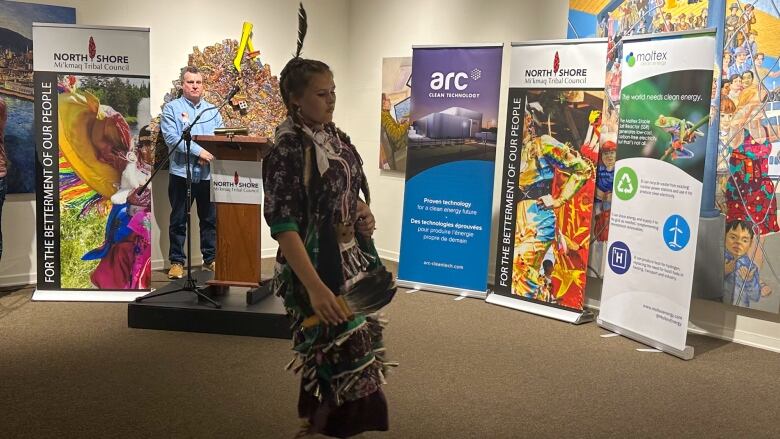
[
  {"left": 193, "top": 135, "right": 272, "bottom": 160},
  {"left": 192, "top": 134, "right": 269, "bottom": 145}
]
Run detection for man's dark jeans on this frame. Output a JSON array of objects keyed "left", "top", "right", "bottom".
[{"left": 168, "top": 174, "right": 216, "bottom": 265}]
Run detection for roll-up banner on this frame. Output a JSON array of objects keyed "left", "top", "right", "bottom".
[
  {"left": 598, "top": 30, "right": 716, "bottom": 359},
  {"left": 397, "top": 44, "right": 503, "bottom": 297},
  {"left": 33, "top": 24, "right": 152, "bottom": 301},
  {"left": 486, "top": 39, "right": 607, "bottom": 323}
]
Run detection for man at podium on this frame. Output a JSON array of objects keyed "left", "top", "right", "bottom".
[{"left": 161, "top": 66, "right": 223, "bottom": 279}]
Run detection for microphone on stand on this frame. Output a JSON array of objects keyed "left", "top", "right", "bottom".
[{"left": 225, "top": 84, "right": 240, "bottom": 102}]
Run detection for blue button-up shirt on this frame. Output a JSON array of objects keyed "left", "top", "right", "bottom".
[{"left": 161, "top": 96, "right": 223, "bottom": 181}]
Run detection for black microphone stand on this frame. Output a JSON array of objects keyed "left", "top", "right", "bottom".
[{"left": 135, "top": 86, "right": 238, "bottom": 308}]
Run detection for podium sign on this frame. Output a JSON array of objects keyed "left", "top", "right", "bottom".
[{"left": 210, "top": 159, "right": 263, "bottom": 205}]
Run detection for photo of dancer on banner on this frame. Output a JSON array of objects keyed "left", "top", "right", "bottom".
[
  {"left": 57, "top": 75, "right": 152, "bottom": 290},
  {"left": 509, "top": 91, "right": 600, "bottom": 310}
]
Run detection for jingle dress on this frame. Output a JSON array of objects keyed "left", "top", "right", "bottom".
[{"left": 263, "top": 118, "right": 391, "bottom": 438}]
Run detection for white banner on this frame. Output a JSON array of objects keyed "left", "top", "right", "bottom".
[
  {"left": 509, "top": 39, "right": 607, "bottom": 89},
  {"left": 210, "top": 160, "right": 263, "bottom": 205},
  {"left": 33, "top": 23, "right": 150, "bottom": 76},
  {"left": 33, "top": 23, "right": 151, "bottom": 299},
  {"left": 599, "top": 31, "right": 715, "bottom": 354}
]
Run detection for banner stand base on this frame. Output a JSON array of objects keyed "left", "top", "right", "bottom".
[
  {"left": 397, "top": 280, "right": 486, "bottom": 299},
  {"left": 597, "top": 318, "right": 694, "bottom": 360},
  {"left": 32, "top": 289, "right": 147, "bottom": 302},
  {"left": 486, "top": 293, "right": 594, "bottom": 324}
]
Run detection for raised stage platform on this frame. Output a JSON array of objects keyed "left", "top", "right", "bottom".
[{"left": 128, "top": 271, "right": 291, "bottom": 339}]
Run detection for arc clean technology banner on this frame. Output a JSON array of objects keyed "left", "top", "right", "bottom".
[
  {"left": 397, "top": 45, "right": 503, "bottom": 296},
  {"left": 599, "top": 31, "right": 715, "bottom": 356},
  {"left": 33, "top": 24, "right": 151, "bottom": 301},
  {"left": 486, "top": 39, "right": 606, "bottom": 322}
]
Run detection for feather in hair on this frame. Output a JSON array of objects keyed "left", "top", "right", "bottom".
[{"left": 295, "top": 2, "right": 308, "bottom": 58}]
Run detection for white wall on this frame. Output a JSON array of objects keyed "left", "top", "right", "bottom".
[
  {"left": 0, "top": 0, "right": 349, "bottom": 284},
  {"left": 3, "top": 0, "right": 779, "bottom": 353}
]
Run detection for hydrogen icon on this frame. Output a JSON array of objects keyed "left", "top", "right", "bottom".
[{"left": 608, "top": 241, "right": 632, "bottom": 275}]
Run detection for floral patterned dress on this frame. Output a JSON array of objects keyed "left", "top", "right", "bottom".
[
  {"left": 263, "top": 117, "right": 391, "bottom": 437},
  {"left": 726, "top": 128, "right": 779, "bottom": 235}
]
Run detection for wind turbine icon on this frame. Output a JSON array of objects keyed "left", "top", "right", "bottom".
[{"left": 667, "top": 217, "right": 684, "bottom": 250}]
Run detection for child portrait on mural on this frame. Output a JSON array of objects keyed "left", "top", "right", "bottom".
[
  {"left": 723, "top": 220, "right": 763, "bottom": 307},
  {"left": 511, "top": 93, "right": 596, "bottom": 310}
]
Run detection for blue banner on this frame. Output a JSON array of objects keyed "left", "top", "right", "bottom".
[{"left": 397, "top": 45, "right": 503, "bottom": 294}]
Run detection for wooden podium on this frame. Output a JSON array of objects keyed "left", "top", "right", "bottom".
[{"left": 192, "top": 135, "right": 272, "bottom": 297}]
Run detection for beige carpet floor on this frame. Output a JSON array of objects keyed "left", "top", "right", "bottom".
[{"left": 1, "top": 260, "right": 779, "bottom": 438}]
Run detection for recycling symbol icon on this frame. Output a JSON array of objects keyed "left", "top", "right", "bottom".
[
  {"left": 617, "top": 173, "right": 634, "bottom": 193},
  {"left": 615, "top": 167, "right": 638, "bottom": 201}
]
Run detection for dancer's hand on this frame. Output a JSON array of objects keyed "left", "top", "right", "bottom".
[
  {"left": 536, "top": 196, "right": 562, "bottom": 209},
  {"left": 308, "top": 285, "right": 348, "bottom": 326},
  {"left": 276, "top": 231, "right": 348, "bottom": 326},
  {"left": 356, "top": 200, "right": 376, "bottom": 237}
]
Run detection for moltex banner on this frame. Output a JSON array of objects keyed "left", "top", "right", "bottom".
[
  {"left": 397, "top": 45, "right": 503, "bottom": 296},
  {"left": 33, "top": 24, "right": 151, "bottom": 301},
  {"left": 487, "top": 39, "right": 606, "bottom": 323},
  {"left": 599, "top": 31, "right": 715, "bottom": 356}
]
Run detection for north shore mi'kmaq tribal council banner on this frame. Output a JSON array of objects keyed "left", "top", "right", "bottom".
[
  {"left": 33, "top": 23, "right": 151, "bottom": 301},
  {"left": 487, "top": 39, "right": 607, "bottom": 323}
]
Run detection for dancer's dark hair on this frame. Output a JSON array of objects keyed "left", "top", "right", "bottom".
[
  {"left": 279, "top": 3, "right": 331, "bottom": 116},
  {"left": 278, "top": 3, "right": 370, "bottom": 205}
]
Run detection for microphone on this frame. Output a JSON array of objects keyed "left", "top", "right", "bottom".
[{"left": 225, "top": 84, "right": 240, "bottom": 102}]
